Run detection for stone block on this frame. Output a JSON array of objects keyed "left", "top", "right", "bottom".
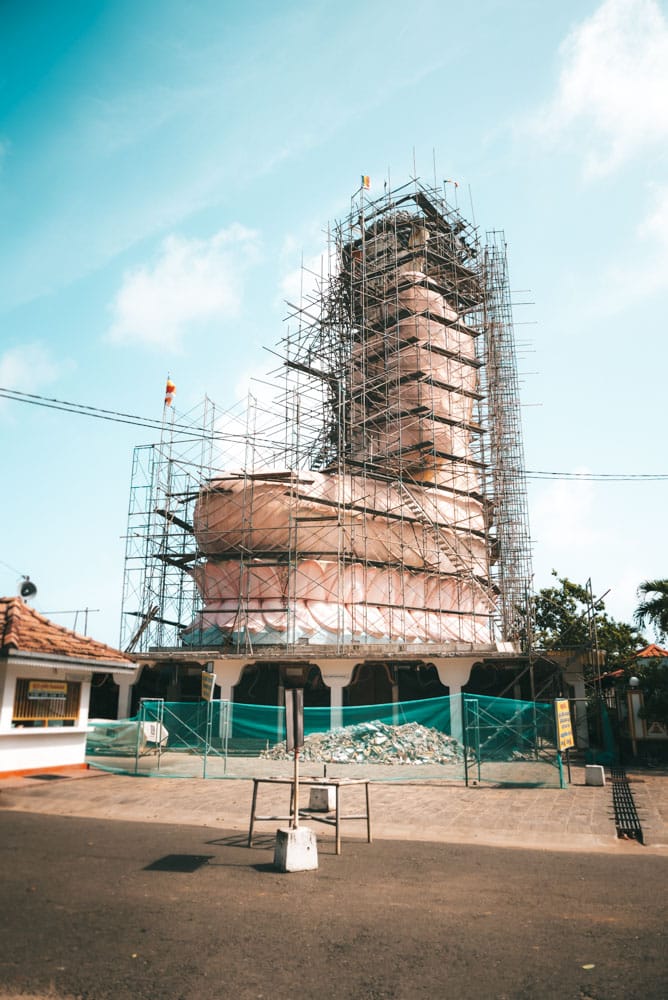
[
  {"left": 273, "top": 826, "right": 318, "bottom": 872},
  {"left": 309, "top": 785, "right": 336, "bottom": 812},
  {"left": 585, "top": 764, "right": 606, "bottom": 787}
]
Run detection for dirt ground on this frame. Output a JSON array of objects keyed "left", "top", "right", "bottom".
[{"left": 1, "top": 809, "right": 666, "bottom": 1000}]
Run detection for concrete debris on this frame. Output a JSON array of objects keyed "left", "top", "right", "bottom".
[{"left": 261, "top": 719, "right": 467, "bottom": 765}]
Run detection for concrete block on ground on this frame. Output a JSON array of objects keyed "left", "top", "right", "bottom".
[
  {"left": 309, "top": 785, "right": 336, "bottom": 812},
  {"left": 274, "top": 826, "right": 318, "bottom": 872},
  {"left": 585, "top": 764, "right": 606, "bottom": 787}
]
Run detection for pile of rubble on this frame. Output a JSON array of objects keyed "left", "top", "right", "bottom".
[{"left": 260, "top": 719, "right": 466, "bottom": 765}]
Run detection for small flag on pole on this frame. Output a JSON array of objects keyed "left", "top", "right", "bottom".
[
  {"left": 164, "top": 378, "right": 176, "bottom": 407},
  {"left": 361, "top": 175, "right": 370, "bottom": 190},
  {"left": 445, "top": 178, "right": 459, "bottom": 189}
]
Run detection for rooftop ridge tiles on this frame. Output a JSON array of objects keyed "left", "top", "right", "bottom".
[
  {"left": 0, "top": 596, "right": 130, "bottom": 663},
  {"left": 637, "top": 643, "right": 668, "bottom": 658}
]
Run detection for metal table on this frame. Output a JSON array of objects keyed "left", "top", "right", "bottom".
[{"left": 247, "top": 776, "right": 372, "bottom": 855}]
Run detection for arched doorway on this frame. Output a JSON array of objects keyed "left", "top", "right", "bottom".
[
  {"left": 397, "top": 663, "right": 449, "bottom": 701},
  {"left": 344, "top": 661, "right": 450, "bottom": 707},
  {"left": 132, "top": 661, "right": 219, "bottom": 710},
  {"left": 233, "top": 664, "right": 279, "bottom": 706},
  {"left": 344, "top": 663, "right": 395, "bottom": 706},
  {"left": 233, "top": 663, "right": 330, "bottom": 707}
]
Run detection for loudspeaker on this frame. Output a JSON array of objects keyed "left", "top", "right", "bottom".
[{"left": 19, "top": 577, "right": 37, "bottom": 599}]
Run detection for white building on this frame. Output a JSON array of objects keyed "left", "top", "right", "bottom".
[{"left": 0, "top": 597, "right": 137, "bottom": 776}]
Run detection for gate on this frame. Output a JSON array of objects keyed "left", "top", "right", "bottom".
[{"left": 463, "top": 695, "right": 564, "bottom": 788}]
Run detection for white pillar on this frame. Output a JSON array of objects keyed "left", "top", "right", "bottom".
[
  {"left": 627, "top": 689, "right": 646, "bottom": 756},
  {"left": 214, "top": 673, "right": 236, "bottom": 704},
  {"left": 314, "top": 661, "right": 353, "bottom": 731},
  {"left": 113, "top": 672, "right": 136, "bottom": 719},
  {"left": 449, "top": 688, "right": 464, "bottom": 744},
  {"left": 431, "top": 658, "right": 477, "bottom": 744},
  {"left": 327, "top": 677, "right": 347, "bottom": 730},
  {"left": 431, "top": 658, "right": 477, "bottom": 693},
  {"left": 0, "top": 667, "right": 16, "bottom": 732},
  {"left": 79, "top": 679, "right": 91, "bottom": 727},
  {"left": 208, "top": 660, "right": 245, "bottom": 742}
]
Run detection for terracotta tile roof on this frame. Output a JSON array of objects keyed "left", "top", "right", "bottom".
[
  {"left": 0, "top": 597, "right": 132, "bottom": 665},
  {"left": 637, "top": 644, "right": 668, "bottom": 659}
]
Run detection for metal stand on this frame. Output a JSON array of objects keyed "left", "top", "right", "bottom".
[{"left": 248, "top": 777, "right": 372, "bottom": 855}]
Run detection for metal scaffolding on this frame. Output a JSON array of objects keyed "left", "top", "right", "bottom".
[
  {"left": 121, "top": 397, "right": 222, "bottom": 652},
  {"left": 120, "top": 177, "right": 532, "bottom": 654},
  {"left": 480, "top": 230, "right": 533, "bottom": 639}
]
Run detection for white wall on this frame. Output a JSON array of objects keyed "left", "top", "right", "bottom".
[
  {"left": 0, "top": 727, "right": 89, "bottom": 773},
  {"left": 0, "top": 659, "right": 93, "bottom": 774}
]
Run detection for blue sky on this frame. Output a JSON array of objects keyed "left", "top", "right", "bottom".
[{"left": 1, "top": 0, "right": 667, "bottom": 645}]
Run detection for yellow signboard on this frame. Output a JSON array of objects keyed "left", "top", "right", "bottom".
[
  {"left": 555, "top": 698, "right": 575, "bottom": 751},
  {"left": 27, "top": 680, "right": 68, "bottom": 700},
  {"left": 201, "top": 671, "right": 217, "bottom": 702}
]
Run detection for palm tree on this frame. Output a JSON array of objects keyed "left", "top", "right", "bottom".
[{"left": 634, "top": 579, "right": 668, "bottom": 642}]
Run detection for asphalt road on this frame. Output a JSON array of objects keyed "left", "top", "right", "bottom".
[{"left": 0, "top": 811, "right": 666, "bottom": 1000}]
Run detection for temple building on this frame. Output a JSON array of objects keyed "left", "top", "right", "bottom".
[{"left": 115, "top": 178, "right": 580, "bottom": 728}]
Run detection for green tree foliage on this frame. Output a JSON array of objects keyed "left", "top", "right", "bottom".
[
  {"left": 635, "top": 659, "right": 668, "bottom": 728},
  {"left": 634, "top": 579, "right": 668, "bottom": 642},
  {"left": 532, "top": 571, "right": 643, "bottom": 664},
  {"left": 631, "top": 580, "right": 668, "bottom": 727}
]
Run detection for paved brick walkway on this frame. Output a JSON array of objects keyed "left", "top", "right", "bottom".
[
  {"left": 2, "top": 762, "right": 666, "bottom": 854},
  {"left": 84, "top": 749, "right": 566, "bottom": 786},
  {"left": 625, "top": 768, "right": 668, "bottom": 848}
]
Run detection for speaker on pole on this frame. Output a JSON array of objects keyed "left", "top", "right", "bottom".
[{"left": 19, "top": 576, "right": 37, "bottom": 600}]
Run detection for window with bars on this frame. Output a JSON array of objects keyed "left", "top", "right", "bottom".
[{"left": 12, "top": 678, "right": 82, "bottom": 727}]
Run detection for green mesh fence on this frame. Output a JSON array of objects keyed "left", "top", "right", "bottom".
[
  {"left": 86, "top": 693, "right": 565, "bottom": 787},
  {"left": 462, "top": 695, "right": 563, "bottom": 787}
]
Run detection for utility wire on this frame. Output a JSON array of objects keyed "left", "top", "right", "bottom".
[
  {"left": 1, "top": 385, "right": 666, "bottom": 482},
  {"left": 0, "top": 386, "right": 205, "bottom": 435},
  {"left": 0, "top": 386, "right": 258, "bottom": 443},
  {"left": 0, "top": 558, "right": 24, "bottom": 577},
  {"left": 526, "top": 471, "right": 668, "bottom": 482}
]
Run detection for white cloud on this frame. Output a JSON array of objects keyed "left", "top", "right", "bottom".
[
  {"left": 584, "top": 181, "right": 668, "bottom": 314},
  {"left": 0, "top": 343, "right": 65, "bottom": 403},
  {"left": 107, "top": 224, "right": 260, "bottom": 350},
  {"left": 0, "top": 343, "right": 70, "bottom": 421},
  {"left": 534, "top": 0, "right": 668, "bottom": 176},
  {"left": 627, "top": 181, "right": 668, "bottom": 292},
  {"left": 638, "top": 182, "right": 668, "bottom": 246}
]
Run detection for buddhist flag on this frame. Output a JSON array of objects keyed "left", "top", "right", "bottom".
[
  {"left": 361, "top": 175, "right": 370, "bottom": 190},
  {"left": 164, "top": 378, "right": 176, "bottom": 407}
]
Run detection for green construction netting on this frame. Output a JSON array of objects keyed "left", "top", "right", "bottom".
[{"left": 87, "top": 693, "right": 565, "bottom": 787}]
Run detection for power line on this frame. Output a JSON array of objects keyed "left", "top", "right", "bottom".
[
  {"left": 526, "top": 471, "right": 668, "bottom": 482},
  {"left": 0, "top": 386, "right": 259, "bottom": 444},
  {"left": 0, "top": 386, "right": 203, "bottom": 435},
  {"left": 2, "top": 385, "right": 666, "bottom": 482},
  {"left": 0, "top": 557, "right": 24, "bottom": 577}
]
